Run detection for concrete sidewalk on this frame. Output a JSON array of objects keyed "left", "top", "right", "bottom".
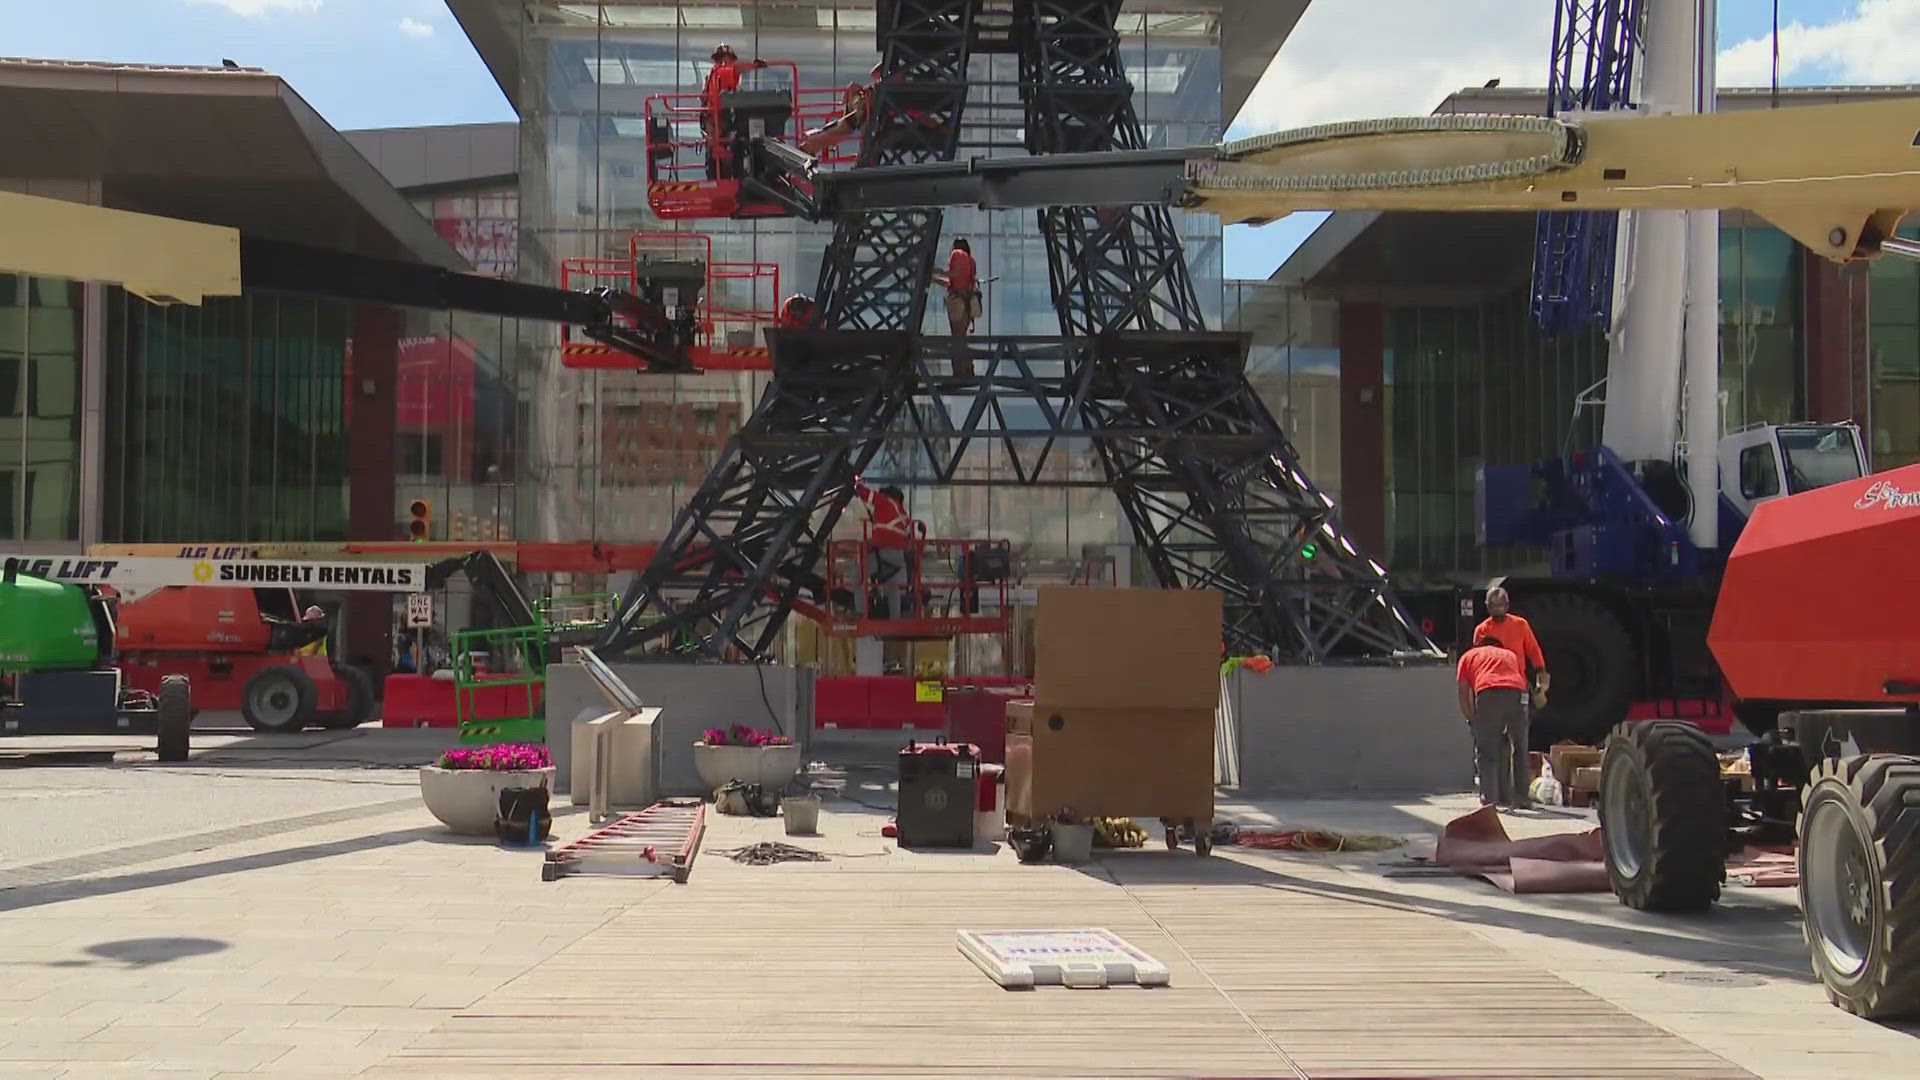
[{"left": 0, "top": 735, "right": 1913, "bottom": 1077}]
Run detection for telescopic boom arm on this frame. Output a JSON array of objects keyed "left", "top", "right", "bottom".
[{"left": 772, "top": 99, "right": 1920, "bottom": 265}]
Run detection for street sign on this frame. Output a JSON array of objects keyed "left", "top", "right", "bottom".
[
  {"left": 957, "top": 928, "right": 1169, "bottom": 988},
  {"left": 406, "top": 593, "right": 433, "bottom": 629}
]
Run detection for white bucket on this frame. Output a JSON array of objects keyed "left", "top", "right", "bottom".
[
  {"left": 782, "top": 795, "right": 821, "bottom": 836},
  {"left": 1048, "top": 821, "right": 1094, "bottom": 864}
]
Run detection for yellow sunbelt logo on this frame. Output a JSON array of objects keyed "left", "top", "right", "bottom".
[{"left": 192, "top": 561, "right": 214, "bottom": 582}]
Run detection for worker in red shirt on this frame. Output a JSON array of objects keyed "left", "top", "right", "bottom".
[
  {"left": 701, "top": 43, "right": 767, "bottom": 179},
  {"left": 1474, "top": 585, "right": 1549, "bottom": 711},
  {"left": 853, "top": 476, "right": 916, "bottom": 618},
  {"left": 930, "top": 237, "right": 979, "bottom": 376},
  {"left": 1457, "top": 634, "right": 1532, "bottom": 810},
  {"left": 778, "top": 293, "right": 814, "bottom": 329}
]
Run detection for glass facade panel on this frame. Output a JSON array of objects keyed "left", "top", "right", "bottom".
[
  {"left": 0, "top": 275, "right": 84, "bottom": 541},
  {"left": 512, "top": 1, "right": 1226, "bottom": 564},
  {"left": 103, "top": 289, "right": 352, "bottom": 543},
  {"left": 1370, "top": 222, "right": 1835, "bottom": 581},
  {"left": 1870, "top": 226, "right": 1920, "bottom": 468}
]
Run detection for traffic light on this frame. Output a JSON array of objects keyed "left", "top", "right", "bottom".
[
  {"left": 1300, "top": 540, "right": 1318, "bottom": 560},
  {"left": 407, "top": 498, "right": 433, "bottom": 542}
]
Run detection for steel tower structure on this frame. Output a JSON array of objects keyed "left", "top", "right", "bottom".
[
  {"left": 1530, "top": 0, "right": 1645, "bottom": 336},
  {"left": 597, "top": 0, "right": 1434, "bottom": 663}
]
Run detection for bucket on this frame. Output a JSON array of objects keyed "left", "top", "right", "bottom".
[
  {"left": 782, "top": 795, "right": 821, "bottom": 836},
  {"left": 1048, "top": 821, "right": 1094, "bottom": 864}
]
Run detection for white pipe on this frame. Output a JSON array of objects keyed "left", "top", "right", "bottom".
[
  {"left": 1602, "top": 0, "right": 1695, "bottom": 462},
  {"left": 1684, "top": 0, "right": 1719, "bottom": 549}
]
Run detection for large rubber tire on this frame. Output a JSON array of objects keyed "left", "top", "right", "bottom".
[
  {"left": 241, "top": 664, "right": 318, "bottom": 733},
  {"left": 154, "top": 674, "right": 191, "bottom": 763},
  {"left": 319, "top": 664, "right": 374, "bottom": 730},
  {"left": 1599, "top": 720, "right": 1726, "bottom": 912},
  {"left": 1524, "top": 593, "right": 1636, "bottom": 746},
  {"left": 1798, "top": 755, "right": 1920, "bottom": 1018}
]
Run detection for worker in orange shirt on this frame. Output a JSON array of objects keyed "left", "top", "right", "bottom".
[
  {"left": 929, "top": 236, "right": 979, "bottom": 376},
  {"left": 1457, "top": 633, "right": 1531, "bottom": 810},
  {"left": 701, "top": 43, "right": 768, "bottom": 179},
  {"left": 853, "top": 476, "right": 917, "bottom": 618},
  {"left": 1474, "top": 585, "right": 1549, "bottom": 711}
]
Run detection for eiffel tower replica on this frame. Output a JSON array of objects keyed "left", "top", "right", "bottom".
[{"left": 598, "top": 0, "right": 1433, "bottom": 663}]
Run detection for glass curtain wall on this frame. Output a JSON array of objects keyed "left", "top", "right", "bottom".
[
  {"left": 101, "top": 289, "right": 351, "bottom": 543},
  {"left": 0, "top": 275, "right": 84, "bottom": 542},
  {"left": 1223, "top": 280, "right": 1340, "bottom": 500},
  {"left": 1380, "top": 221, "right": 1808, "bottom": 581},
  {"left": 513, "top": 1, "right": 1225, "bottom": 568},
  {"left": 1869, "top": 225, "right": 1920, "bottom": 469},
  {"left": 394, "top": 310, "right": 527, "bottom": 546}
]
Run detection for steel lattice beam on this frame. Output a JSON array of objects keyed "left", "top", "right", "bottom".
[
  {"left": 1020, "top": 0, "right": 1206, "bottom": 335},
  {"left": 1531, "top": 0, "right": 1644, "bottom": 336},
  {"left": 813, "top": 0, "right": 979, "bottom": 332},
  {"left": 1015, "top": 0, "right": 1431, "bottom": 659}
]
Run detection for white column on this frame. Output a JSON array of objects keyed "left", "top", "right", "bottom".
[
  {"left": 1683, "top": 0, "right": 1720, "bottom": 549},
  {"left": 1601, "top": 0, "right": 1698, "bottom": 463}
]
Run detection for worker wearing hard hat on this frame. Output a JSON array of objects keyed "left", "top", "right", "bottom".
[
  {"left": 1474, "top": 586, "right": 1548, "bottom": 711},
  {"left": 1457, "top": 632, "right": 1531, "bottom": 810}
]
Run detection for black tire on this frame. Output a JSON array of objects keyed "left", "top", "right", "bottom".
[
  {"left": 1600, "top": 720, "right": 1726, "bottom": 912},
  {"left": 155, "top": 675, "right": 190, "bottom": 763},
  {"left": 1523, "top": 593, "right": 1635, "bottom": 746},
  {"left": 320, "top": 664, "right": 374, "bottom": 730},
  {"left": 241, "top": 664, "right": 318, "bottom": 733},
  {"left": 1798, "top": 755, "right": 1920, "bottom": 1018}
]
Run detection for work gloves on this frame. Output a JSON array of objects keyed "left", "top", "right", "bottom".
[{"left": 1531, "top": 671, "right": 1550, "bottom": 711}]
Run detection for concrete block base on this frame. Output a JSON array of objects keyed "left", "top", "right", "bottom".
[{"left": 1224, "top": 662, "right": 1472, "bottom": 796}]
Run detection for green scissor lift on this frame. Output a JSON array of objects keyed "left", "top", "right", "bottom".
[{"left": 451, "top": 591, "right": 616, "bottom": 745}]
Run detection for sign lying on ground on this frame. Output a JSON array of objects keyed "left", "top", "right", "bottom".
[
  {"left": 957, "top": 928, "right": 1170, "bottom": 989},
  {"left": 0, "top": 554, "right": 430, "bottom": 593}
]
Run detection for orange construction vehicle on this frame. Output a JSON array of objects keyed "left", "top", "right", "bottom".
[{"left": 114, "top": 586, "right": 372, "bottom": 733}]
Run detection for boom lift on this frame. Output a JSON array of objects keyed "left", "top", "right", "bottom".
[
  {"left": 559, "top": 232, "right": 782, "bottom": 372},
  {"left": 1601, "top": 462, "right": 1920, "bottom": 1018}
]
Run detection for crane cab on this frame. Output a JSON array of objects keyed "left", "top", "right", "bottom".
[
  {"left": 559, "top": 231, "right": 781, "bottom": 371},
  {"left": 643, "top": 60, "right": 848, "bottom": 221},
  {"left": 1719, "top": 422, "right": 1868, "bottom": 532}
]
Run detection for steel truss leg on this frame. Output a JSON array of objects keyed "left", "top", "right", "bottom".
[{"left": 1019, "top": 0, "right": 1432, "bottom": 659}]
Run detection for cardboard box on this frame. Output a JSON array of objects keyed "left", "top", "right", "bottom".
[
  {"left": 1004, "top": 701, "right": 1215, "bottom": 827},
  {"left": 1549, "top": 743, "right": 1604, "bottom": 788},
  {"left": 1571, "top": 765, "right": 1602, "bottom": 791},
  {"left": 1032, "top": 586, "right": 1222, "bottom": 712}
]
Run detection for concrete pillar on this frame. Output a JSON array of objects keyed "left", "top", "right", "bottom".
[
  {"left": 1802, "top": 253, "right": 1871, "bottom": 433},
  {"left": 1338, "top": 300, "right": 1387, "bottom": 559},
  {"left": 345, "top": 303, "right": 401, "bottom": 678}
]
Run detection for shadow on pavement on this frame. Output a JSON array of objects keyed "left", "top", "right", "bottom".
[
  {"left": 42, "top": 937, "right": 232, "bottom": 969},
  {"left": 1062, "top": 845, "right": 1824, "bottom": 985},
  {"left": 0, "top": 823, "right": 449, "bottom": 914}
]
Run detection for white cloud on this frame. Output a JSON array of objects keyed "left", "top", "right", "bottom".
[
  {"left": 1231, "top": 2, "right": 1551, "bottom": 137},
  {"left": 399, "top": 16, "right": 435, "bottom": 39},
  {"left": 1719, "top": 0, "right": 1920, "bottom": 86},
  {"left": 186, "top": 0, "right": 322, "bottom": 15}
]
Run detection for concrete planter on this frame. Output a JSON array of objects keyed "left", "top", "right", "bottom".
[
  {"left": 693, "top": 742, "right": 801, "bottom": 793},
  {"left": 418, "top": 765, "right": 556, "bottom": 836}
]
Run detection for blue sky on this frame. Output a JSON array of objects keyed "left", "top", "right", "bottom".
[{"left": 5, "top": 0, "right": 1900, "bottom": 279}]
